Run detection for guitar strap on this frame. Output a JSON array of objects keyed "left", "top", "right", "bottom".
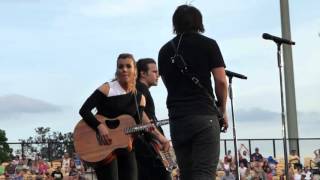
[
  {"left": 133, "top": 92, "right": 143, "bottom": 124},
  {"left": 170, "top": 34, "right": 224, "bottom": 128},
  {"left": 133, "top": 91, "right": 162, "bottom": 160}
]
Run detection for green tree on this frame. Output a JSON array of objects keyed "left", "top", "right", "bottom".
[
  {"left": 0, "top": 129, "right": 13, "bottom": 163},
  {"left": 19, "top": 127, "right": 74, "bottom": 161}
]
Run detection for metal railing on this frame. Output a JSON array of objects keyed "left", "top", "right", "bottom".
[
  {"left": 4, "top": 138, "right": 320, "bottom": 161},
  {"left": 2, "top": 138, "right": 319, "bottom": 179},
  {"left": 220, "top": 138, "right": 320, "bottom": 165}
]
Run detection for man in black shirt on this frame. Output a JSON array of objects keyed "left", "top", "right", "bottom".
[
  {"left": 135, "top": 58, "right": 171, "bottom": 180},
  {"left": 158, "top": 5, "right": 228, "bottom": 180}
]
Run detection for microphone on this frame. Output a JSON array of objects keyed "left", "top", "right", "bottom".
[
  {"left": 225, "top": 70, "right": 247, "bottom": 80},
  {"left": 262, "top": 33, "right": 295, "bottom": 45}
]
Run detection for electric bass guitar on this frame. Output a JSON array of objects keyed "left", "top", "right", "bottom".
[
  {"left": 150, "top": 139, "right": 178, "bottom": 172},
  {"left": 73, "top": 114, "right": 169, "bottom": 164}
]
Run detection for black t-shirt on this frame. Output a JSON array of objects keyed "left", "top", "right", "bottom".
[
  {"left": 158, "top": 32, "right": 225, "bottom": 118},
  {"left": 135, "top": 81, "right": 165, "bottom": 160},
  {"left": 136, "top": 81, "right": 164, "bottom": 133},
  {"left": 136, "top": 81, "right": 155, "bottom": 121},
  {"left": 251, "top": 153, "right": 263, "bottom": 162}
]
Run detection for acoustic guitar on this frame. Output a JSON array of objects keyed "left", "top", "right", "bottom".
[{"left": 73, "top": 114, "right": 169, "bottom": 164}]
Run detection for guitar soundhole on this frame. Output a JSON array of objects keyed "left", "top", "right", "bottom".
[{"left": 105, "top": 119, "right": 120, "bottom": 129}]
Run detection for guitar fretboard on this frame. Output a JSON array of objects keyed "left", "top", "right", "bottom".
[{"left": 124, "top": 119, "right": 169, "bottom": 134}]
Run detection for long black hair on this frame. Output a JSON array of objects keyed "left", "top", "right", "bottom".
[{"left": 172, "top": 4, "right": 205, "bottom": 34}]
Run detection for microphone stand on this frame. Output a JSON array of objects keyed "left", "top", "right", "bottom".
[
  {"left": 228, "top": 76, "right": 240, "bottom": 180},
  {"left": 276, "top": 43, "right": 289, "bottom": 179}
]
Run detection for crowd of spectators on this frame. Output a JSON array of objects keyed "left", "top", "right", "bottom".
[
  {"left": 216, "top": 145, "right": 320, "bottom": 180},
  {"left": 0, "top": 152, "right": 86, "bottom": 180},
  {"left": 1, "top": 146, "right": 319, "bottom": 180}
]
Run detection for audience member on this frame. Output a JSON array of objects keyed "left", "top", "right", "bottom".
[
  {"left": 313, "top": 149, "right": 320, "bottom": 168},
  {"left": 62, "top": 152, "right": 71, "bottom": 176},
  {"left": 221, "top": 170, "right": 235, "bottom": 180},
  {"left": 267, "top": 156, "right": 278, "bottom": 176},
  {"left": 238, "top": 144, "right": 249, "bottom": 168},
  {"left": 289, "top": 149, "right": 301, "bottom": 169},
  {"left": 51, "top": 166, "right": 63, "bottom": 180},
  {"left": 251, "top": 147, "right": 263, "bottom": 163},
  {"left": 239, "top": 162, "right": 247, "bottom": 179}
]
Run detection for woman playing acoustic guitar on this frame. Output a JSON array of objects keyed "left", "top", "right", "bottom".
[{"left": 79, "top": 53, "right": 170, "bottom": 180}]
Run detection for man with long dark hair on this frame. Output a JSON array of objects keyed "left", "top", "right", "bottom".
[
  {"left": 135, "top": 58, "right": 171, "bottom": 180},
  {"left": 158, "top": 5, "right": 228, "bottom": 180}
]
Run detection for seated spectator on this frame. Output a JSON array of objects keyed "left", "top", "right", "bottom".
[
  {"left": 239, "top": 162, "right": 247, "bottom": 179},
  {"left": 265, "top": 167, "right": 273, "bottom": 180},
  {"left": 279, "top": 169, "right": 285, "bottom": 180},
  {"left": 38, "top": 159, "right": 49, "bottom": 175},
  {"left": 289, "top": 166, "right": 295, "bottom": 180},
  {"left": 14, "top": 168, "right": 24, "bottom": 180},
  {"left": 224, "top": 150, "right": 237, "bottom": 171},
  {"left": 313, "top": 149, "right": 320, "bottom": 168},
  {"left": 31, "top": 159, "right": 39, "bottom": 174},
  {"left": 224, "top": 150, "right": 233, "bottom": 164},
  {"left": 301, "top": 172, "right": 306, "bottom": 180},
  {"left": 19, "top": 154, "right": 28, "bottom": 166},
  {"left": 69, "top": 166, "right": 79, "bottom": 180},
  {"left": 266, "top": 156, "right": 278, "bottom": 175},
  {"left": 251, "top": 147, "right": 263, "bottom": 163},
  {"left": 12, "top": 155, "right": 20, "bottom": 165},
  {"left": 51, "top": 166, "right": 63, "bottom": 180},
  {"left": 253, "top": 166, "right": 266, "bottom": 180},
  {"left": 238, "top": 144, "right": 249, "bottom": 168},
  {"left": 251, "top": 160, "right": 266, "bottom": 179},
  {"left": 262, "top": 158, "right": 269, "bottom": 172},
  {"left": 62, "top": 152, "right": 71, "bottom": 176},
  {"left": 289, "top": 149, "right": 301, "bottom": 169},
  {"left": 73, "top": 153, "right": 85, "bottom": 175},
  {"left": 221, "top": 170, "right": 235, "bottom": 180},
  {"left": 44, "top": 172, "right": 51, "bottom": 180},
  {"left": 251, "top": 147, "right": 264, "bottom": 169},
  {"left": 26, "top": 159, "right": 33, "bottom": 170},
  {"left": 243, "top": 167, "right": 252, "bottom": 180},
  {"left": 4, "top": 162, "right": 16, "bottom": 178},
  {"left": 239, "top": 151, "right": 249, "bottom": 168},
  {"left": 293, "top": 166, "right": 303, "bottom": 180},
  {"left": 222, "top": 159, "right": 231, "bottom": 171},
  {"left": 303, "top": 166, "right": 312, "bottom": 180}
]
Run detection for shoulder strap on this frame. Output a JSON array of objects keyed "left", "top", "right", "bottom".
[
  {"left": 170, "top": 38, "right": 224, "bottom": 122},
  {"left": 171, "top": 33, "right": 184, "bottom": 55},
  {"left": 133, "top": 92, "right": 143, "bottom": 124},
  {"left": 170, "top": 39, "right": 213, "bottom": 101},
  {"left": 170, "top": 38, "right": 225, "bottom": 132}
]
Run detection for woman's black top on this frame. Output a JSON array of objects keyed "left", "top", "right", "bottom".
[{"left": 79, "top": 85, "right": 143, "bottom": 131}]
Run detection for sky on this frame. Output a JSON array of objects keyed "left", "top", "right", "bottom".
[{"left": 0, "top": 0, "right": 319, "bottom": 153}]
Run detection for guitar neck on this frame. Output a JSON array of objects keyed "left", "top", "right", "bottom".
[{"left": 124, "top": 119, "right": 169, "bottom": 134}]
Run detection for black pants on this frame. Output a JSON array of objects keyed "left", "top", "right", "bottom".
[
  {"left": 135, "top": 135, "right": 172, "bottom": 180},
  {"left": 94, "top": 150, "right": 137, "bottom": 180},
  {"left": 170, "top": 115, "right": 220, "bottom": 180},
  {"left": 136, "top": 156, "right": 171, "bottom": 180}
]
